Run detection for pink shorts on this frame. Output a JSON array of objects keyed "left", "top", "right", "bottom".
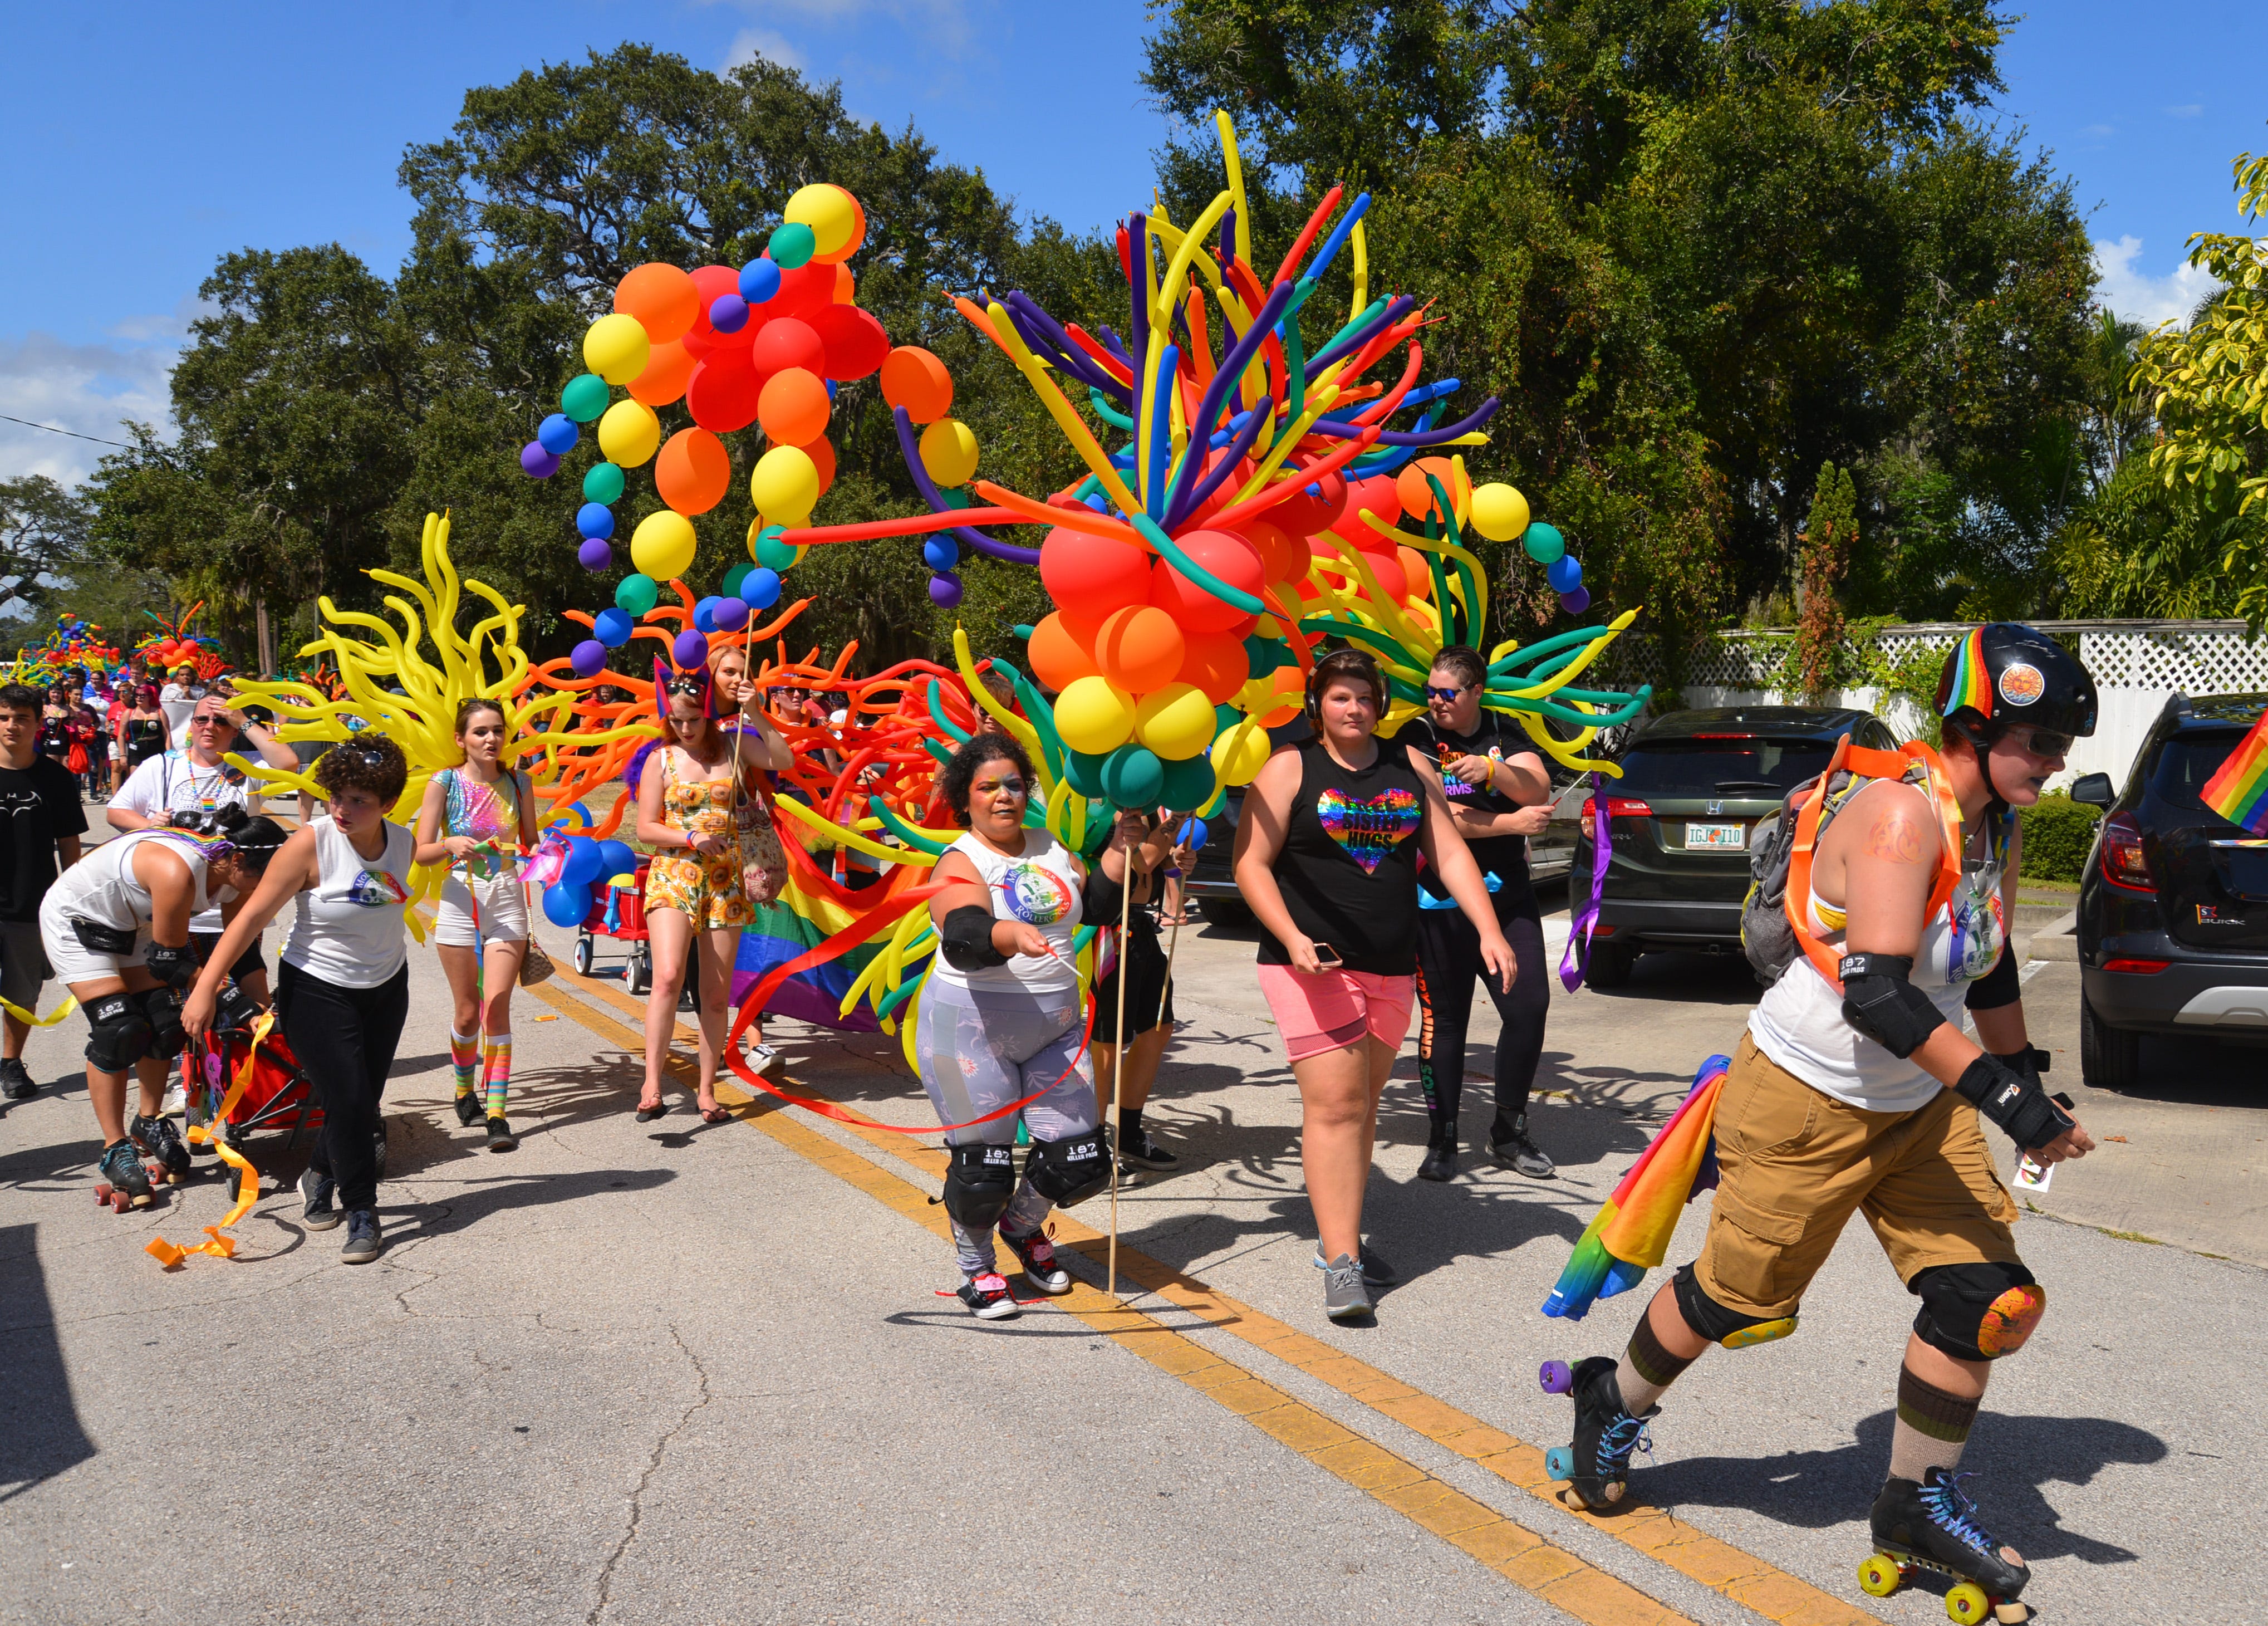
[{"left": 1257, "top": 964, "right": 1416, "bottom": 1062}]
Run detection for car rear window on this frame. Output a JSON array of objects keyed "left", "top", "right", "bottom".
[
  {"left": 1614, "top": 737, "right": 1837, "bottom": 798},
  {"left": 2147, "top": 731, "right": 2249, "bottom": 811}
]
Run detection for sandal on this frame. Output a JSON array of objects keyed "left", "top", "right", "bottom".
[
  {"left": 635, "top": 1096, "right": 669, "bottom": 1123},
  {"left": 700, "top": 1105, "right": 733, "bottom": 1125}
]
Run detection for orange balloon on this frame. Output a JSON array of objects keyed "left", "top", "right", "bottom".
[
  {"left": 1357, "top": 545, "right": 1405, "bottom": 602},
  {"left": 1397, "top": 546, "right": 1432, "bottom": 600},
  {"left": 1093, "top": 605, "right": 1185, "bottom": 694},
  {"left": 758, "top": 367, "right": 831, "bottom": 445},
  {"left": 1396, "top": 456, "right": 1472, "bottom": 525},
  {"left": 1239, "top": 517, "right": 1307, "bottom": 585},
  {"left": 798, "top": 434, "right": 836, "bottom": 498},
  {"left": 880, "top": 346, "right": 953, "bottom": 424},
  {"left": 832, "top": 263, "right": 857, "bottom": 303},
  {"left": 654, "top": 427, "right": 732, "bottom": 516},
  {"left": 1027, "top": 613, "right": 1101, "bottom": 692},
  {"left": 614, "top": 264, "right": 700, "bottom": 345},
  {"left": 628, "top": 338, "right": 697, "bottom": 406},
  {"left": 1177, "top": 627, "right": 1250, "bottom": 704}
]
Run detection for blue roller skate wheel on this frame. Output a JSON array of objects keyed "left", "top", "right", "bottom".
[{"left": 1544, "top": 1446, "right": 1574, "bottom": 1481}]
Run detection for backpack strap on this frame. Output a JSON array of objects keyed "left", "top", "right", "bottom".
[{"left": 1783, "top": 738, "right": 1966, "bottom": 995}]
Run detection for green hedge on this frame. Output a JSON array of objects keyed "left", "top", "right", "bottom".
[{"left": 2017, "top": 794, "right": 2101, "bottom": 883}]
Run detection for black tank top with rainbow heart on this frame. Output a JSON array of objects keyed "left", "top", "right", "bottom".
[{"left": 1257, "top": 738, "right": 1427, "bottom": 976}]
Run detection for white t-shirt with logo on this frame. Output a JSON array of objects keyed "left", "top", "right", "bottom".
[{"left": 113, "top": 750, "right": 261, "bottom": 932}]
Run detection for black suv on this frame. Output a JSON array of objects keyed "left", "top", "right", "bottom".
[
  {"left": 1569, "top": 706, "right": 1899, "bottom": 986},
  {"left": 2072, "top": 693, "right": 2268, "bottom": 1087}
]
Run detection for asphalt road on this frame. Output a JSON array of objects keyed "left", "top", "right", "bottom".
[{"left": 3, "top": 841, "right": 2262, "bottom": 1624}]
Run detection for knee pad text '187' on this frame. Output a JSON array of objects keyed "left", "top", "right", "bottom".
[
  {"left": 1025, "top": 1131, "right": 1110, "bottom": 1209},
  {"left": 940, "top": 1143, "right": 1017, "bottom": 1230},
  {"left": 84, "top": 993, "right": 155, "bottom": 1074}
]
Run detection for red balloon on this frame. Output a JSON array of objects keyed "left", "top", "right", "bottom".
[
  {"left": 1148, "top": 529, "right": 1265, "bottom": 634},
  {"left": 1358, "top": 545, "right": 1406, "bottom": 603},
  {"left": 807, "top": 305, "right": 889, "bottom": 381},
  {"left": 1269, "top": 469, "right": 1348, "bottom": 537},
  {"left": 1176, "top": 627, "right": 1250, "bottom": 704},
  {"left": 1331, "top": 474, "right": 1403, "bottom": 542},
  {"left": 686, "top": 265, "right": 753, "bottom": 350},
  {"left": 768, "top": 261, "right": 836, "bottom": 319},
  {"left": 684, "top": 349, "right": 762, "bottom": 433},
  {"left": 1038, "top": 526, "right": 1150, "bottom": 621},
  {"left": 749, "top": 317, "right": 823, "bottom": 379},
  {"left": 1238, "top": 517, "right": 1307, "bottom": 584}
]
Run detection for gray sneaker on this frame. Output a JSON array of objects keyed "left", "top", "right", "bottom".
[
  {"left": 1490, "top": 1114, "right": 1555, "bottom": 1179},
  {"left": 340, "top": 1209, "right": 382, "bottom": 1264},
  {"left": 299, "top": 1167, "right": 340, "bottom": 1230},
  {"left": 1314, "top": 1252, "right": 1373, "bottom": 1321}
]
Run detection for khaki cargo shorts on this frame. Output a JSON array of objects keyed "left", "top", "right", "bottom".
[{"left": 1694, "top": 1034, "right": 2022, "bottom": 1320}]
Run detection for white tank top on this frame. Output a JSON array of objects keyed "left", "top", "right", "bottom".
[
  {"left": 1749, "top": 783, "right": 2007, "bottom": 1114},
  {"left": 928, "top": 830, "right": 1084, "bottom": 995},
  {"left": 48, "top": 829, "right": 219, "bottom": 935},
  {"left": 281, "top": 816, "right": 416, "bottom": 990}
]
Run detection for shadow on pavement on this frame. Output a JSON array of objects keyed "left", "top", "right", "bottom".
[
  {"left": 0, "top": 1224, "right": 98, "bottom": 1503},
  {"left": 385, "top": 1164, "right": 679, "bottom": 1241}
]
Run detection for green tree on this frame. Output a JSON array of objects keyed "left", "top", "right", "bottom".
[
  {"left": 0, "top": 475, "right": 94, "bottom": 625},
  {"left": 1796, "top": 462, "right": 1856, "bottom": 699}
]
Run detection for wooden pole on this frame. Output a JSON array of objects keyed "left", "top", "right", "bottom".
[{"left": 1106, "top": 828, "right": 1133, "bottom": 1297}]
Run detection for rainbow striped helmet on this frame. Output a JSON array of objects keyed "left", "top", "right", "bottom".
[{"left": 1935, "top": 623, "right": 2097, "bottom": 741}]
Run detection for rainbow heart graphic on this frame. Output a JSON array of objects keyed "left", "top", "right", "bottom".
[{"left": 1315, "top": 786, "right": 1421, "bottom": 874}]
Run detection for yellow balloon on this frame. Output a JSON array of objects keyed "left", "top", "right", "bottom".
[
  {"left": 630, "top": 510, "right": 698, "bottom": 581},
  {"left": 749, "top": 445, "right": 820, "bottom": 526},
  {"left": 597, "top": 399, "right": 661, "bottom": 468},
  {"left": 1211, "top": 716, "right": 1272, "bottom": 785},
  {"left": 1470, "top": 482, "right": 1531, "bottom": 543},
  {"left": 784, "top": 183, "right": 862, "bottom": 261},
  {"left": 918, "top": 419, "right": 980, "bottom": 488},
  {"left": 1133, "top": 682, "right": 1215, "bottom": 761},
  {"left": 1052, "top": 675, "right": 1137, "bottom": 755},
  {"left": 584, "top": 312, "right": 652, "bottom": 386}
]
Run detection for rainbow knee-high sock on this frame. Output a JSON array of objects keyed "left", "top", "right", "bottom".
[
  {"left": 450, "top": 1030, "right": 479, "bottom": 1098},
  {"left": 481, "top": 1033, "right": 513, "bottom": 1119}
]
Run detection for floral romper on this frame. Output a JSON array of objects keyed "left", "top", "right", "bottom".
[{"left": 642, "top": 747, "right": 789, "bottom": 928}]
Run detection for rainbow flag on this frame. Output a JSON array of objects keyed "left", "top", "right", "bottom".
[
  {"left": 1540, "top": 1055, "right": 1726, "bottom": 1321},
  {"left": 732, "top": 872, "right": 889, "bottom": 1032},
  {"left": 2202, "top": 709, "right": 2268, "bottom": 836}
]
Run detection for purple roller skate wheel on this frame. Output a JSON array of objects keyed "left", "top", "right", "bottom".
[{"left": 1539, "top": 1360, "right": 1573, "bottom": 1395}]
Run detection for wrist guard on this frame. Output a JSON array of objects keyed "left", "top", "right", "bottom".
[
  {"left": 145, "top": 942, "right": 197, "bottom": 990},
  {"left": 1838, "top": 953, "right": 1946, "bottom": 1059},
  {"left": 940, "top": 905, "right": 1009, "bottom": 971},
  {"left": 1956, "top": 1054, "right": 2075, "bottom": 1152},
  {"left": 1080, "top": 864, "right": 1126, "bottom": 924}
]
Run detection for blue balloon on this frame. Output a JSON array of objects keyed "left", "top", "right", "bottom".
[
  {"left": 597, "top": 839, "right": 638, "bottom": 881},
  {"left": 1547, "top": 555, "right": 1583, "bottom": 594},
  {"left": 922, "top": 536, "right": 960, "bottom": 571},
  {"left": 542, "top": 882, "right": 593, "bottom": 928},
  {"left": 577, "top": 502, "right": 615, "bottom": 540},
  {"left": 742, "top": 567, "right": 782, "bottom": 609},
  {"left": 592, "top": 607, "right": 634, "bottom": 648},
  {"left": 740, "top": 258, "right": 782, "bottom": 305},
  {"left": 537, "top": 413, "right": 580, "bottom": 456},
  {"left": 693, "top": 595, "right": 720, "bottom": 634},
  {"left": 561, "top": 836, "right": 606, "bottom": 888},
  {"left": 1176, "top": 817, "right": 1209, "bottom": 850}
]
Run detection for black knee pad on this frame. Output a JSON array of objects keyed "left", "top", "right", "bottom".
[
  {"left": 85, "top": 993, "right": 154, "bottom": 1073},
  {"left": 1673, "top": 1263, "right": 1799, "bottom": 1350},
  {"left": 1024, "top": 1129, "right": 1110, "bottom": 1209},
  {"left": 139, "top": 988, "right": 187, "bottom": 1061},
  {"left": 1911, "top": 1262, "right": 2043, "bottom": 1361},
  {"left": 940, "top": 1143, "right": 1017, "bottom": 1230}
]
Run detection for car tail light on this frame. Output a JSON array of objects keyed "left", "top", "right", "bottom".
[
  {"left": 2102, "top": 957, "right": 2169, "bottom": 974},
  {"left": 1579, "top": 797, "right": 1650, "bottom": 840},
  {"left": 2097, "top": 811, "right": 2153, "bottom": 893}
]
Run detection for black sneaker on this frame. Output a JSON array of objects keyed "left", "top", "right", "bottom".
[
  {"left": 453, "top": 1090, "right": 482, "bottom": 1127},
  {"left": 1417, "top": 1136, "right": 1457, "bottom": 1182},
  {"left": 0, "top": 1057, "right": 36, "bottom": 1099},
  {"left": 485, "top": 1115, "right": 518, "bottom": 1153},
  {"left": 341, "top": 1209, "right": 383, "bottom": 1264},
  {"left": 998, "top": 1224, "right": 1072, "bottom": 1294},
  {"left": 1117, "top": 1124, "right": 1179, "bottom": 1172},
  {"left": 299, "top": 1167, "right": 340, "bottom": 1230},
  {"left": 130, "top": 1112, "right": 192, "bottom": 1180},
  {"left": 955, "top": 1271, "right": 1020, "bottom": 1320},
  {"left": 1490, "top": 1114, "right": 1555, "bottom": 1179}
]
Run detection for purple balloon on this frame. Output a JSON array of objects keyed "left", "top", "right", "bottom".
[
  {"left": 571, "top": 639, "right": 608, "bottom": 678},
  {"left": 577, "top": 537, "right": 614, "bottom": 572},
  {"left": 710, "top": 294, "right": 749, "bottom": 334},
  {"left": 713, "top": 596, "right": 749, "bottom": 632},
  {"left": 673, "top": 628, "right": 710, "bottom": 669},
  {"left": 1559, "top": 587, "right": 1592, "bottom": 614},
  {"left": 928, "top": 572, "right": 964, "bottom": 609},
  {"left": 521, "top": 442, "right": 560, "bottom": 478}
]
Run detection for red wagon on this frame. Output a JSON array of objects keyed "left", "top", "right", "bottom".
[{"left": 572, "top": 859, "right": 655, "bottom": 994}]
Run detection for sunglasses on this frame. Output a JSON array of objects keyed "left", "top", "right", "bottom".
[
  {"left": 2006, "top": 728, "right": 2074, "bottom": 758},
  {"left": 1423, "top": 684, "right": 1469, "bottom": 702},
  {"left": 665, "top": 677, "right": 707, "bottom": 698}
]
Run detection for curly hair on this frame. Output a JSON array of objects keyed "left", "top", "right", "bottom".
[
  {"left": 313, "top": 732, "right": 409, "bottom": 805},
  {"left": 939, "top": 731, "right": 1035, "bottom": 827}
]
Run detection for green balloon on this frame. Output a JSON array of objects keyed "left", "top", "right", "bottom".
[
  {"left": 1062, "top": 748, "right": 1110, "bottom": 799},
  {"left": 615, "top": 573, "right": 659, "bottom": 615},
  {"left": 754, "top": 530, "right": 799, "bottom": 571},
  {"left": 1100, "top": 743, "right": 1165, "bottom": 810},
  {"left": 1158, "top": 753, "right": 1218, "bottom": 813},
  {"left": 722, "top": 562, "right": 753, "bottom": 599},
  {"left": 1522, "top": 522, "right": 1565, "bottom": 565},
  {"left": 561, "top": 373, "right": 611, "bottom": 423},
  {"left": 939, "top": 486, "right": 973, "bottom": 511},
  {"left": 769, "top": 222, "right": 817, "bottom": 270},
  {"left": 583, "top": 462, "right": 626, "bottom": 505}
]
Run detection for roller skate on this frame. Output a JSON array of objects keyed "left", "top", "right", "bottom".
[
  {"left": 94, "top": 1139, "right": 154, "bottom": 1211},
  {"left": 130, "top": 1112, "right": 192, "bottom": 1184},
  {"left": 1539, "top": 1356, "right": 1653, "bottom": 1511},
  {"left": 1859, "top": 1468, "right": 2033, "bottom": 1623}
]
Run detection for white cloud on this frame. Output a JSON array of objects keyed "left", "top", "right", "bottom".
[
  {"left": 0, "top": 330, "right": 178, "bottom": 487},
  {"left": 723, "top": 27, "right": 805, "bottom": 74},
  {"left": 705, "top": 0, "right": 977, "bottom": 61},
  {"left": 2092, "top": 235, "right": 2221, "bottom": 330},
  {"left": 2163, "top": 103, "right": 2204, "bottom": 118},
  {"left": 2081, "top": 122, "right": 2114, "bottom": 137}
]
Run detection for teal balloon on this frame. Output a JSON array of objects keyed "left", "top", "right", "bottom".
[
  {"left": 615, "top": 573, "right": 659, "bottom": 615},
  {"left": 561, "top": 373, "right": 611, "bottom": 423},
  {"left": 1522, "top": 522, "right": 1565, "bottom": 565},
  {"left": 769, "top": 222, "right": 818, "bottom": 270},
  {"left": 1242, "top": 634, "right": 1280, "bottom": 675},
  {"left": 1158, "top": 753, "right": 1217, "bottom": 813},
  {"left": 938, "top": 486, "right": 973, "bottom": 511},
  {"left": 1100, "top": 744, "right": 1165, "bottom": 809},
  {"left": 722, "top": 561, "right": 753, "bottom": 599},
  {"left": 1062, "top": 748, "right": 1110, "bottom": 799},
  {"left": 583, "top": 462, "right": 626, "bottom": 505},
  {"left": 754, "top": 528, "right": 798, "bottom": 571}
]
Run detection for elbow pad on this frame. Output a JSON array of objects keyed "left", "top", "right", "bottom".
[
  {"left": 1965, "top": 948, "right": 2020, "bottom": 1011},
  {"left": 939, "top": 905, "right": 1009, "bottom": 971},
  {"left": 1080, "top": 865, "right": 1126, "bottom": 924},
  {"left": 1956, "top": 1054, "right": 2076, "bottom": 1152},
  {"left": 1837, "top": 954, "right": 1946, "bottom": 1059}
]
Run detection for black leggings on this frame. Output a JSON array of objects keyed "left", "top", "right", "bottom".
[
  {"left": 277, "top": 959, "right": 408, "bottom": 1213},
  {"left": 1413, "top": 894, "right": 1549, "bottom": 1142}
]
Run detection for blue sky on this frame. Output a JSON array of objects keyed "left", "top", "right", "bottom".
[{"left": 5, "top": 0, "right": 2263, "bottom": 485}]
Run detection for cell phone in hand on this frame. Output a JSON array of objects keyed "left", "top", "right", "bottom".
[{"left": 1312, "top": 943, "right": 1344, "bottom": 968}]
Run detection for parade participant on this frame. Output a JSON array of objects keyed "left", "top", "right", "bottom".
[
  {"left": 632, "top": 659, "right": 792, "bottom": 1123},
  {"left": 922, "top": 732, "right": 1145, "bottom": 1318},
  {"left": 1400, "top": 645, "right": 1557, "bottom": 1183},
  {"left": 712, "top": 642, "right": 796, "bottom": 1050},
  {"left": 412, "top": 699, "right": 538, "bottom": 1151},
  {"left": 42, "top": 804, "right": 284, "bottom": 1207},
  {"left": 1089, "top": 810, "right": 1195, "bottom": 1178},
  {"left": 110, "top": 691, "right": 301, "bottom": 1004},
  {"left": 0, "top": 684, "right": 87, "bottom": 1100},
  {"left": 123, "top": 686, "right": 168, "bottom": 772},
  {"left": 1549, "top": 624, "right": 2095, "bottom": 1622},
  {"left": 184, "top": 735, "right": 417, "bottom": 1263},
  {"left": 37, "top": 684, "right": 72, "bottom": 767},
  {"left": 159, "top": 664, "right": 203, "bottom": 749},
  {"left": 1233, "top": 649, "right": 1514, "bottom": 1321},
  {"left": 101, "top": 682, "right": 127, "bottom": 796}
]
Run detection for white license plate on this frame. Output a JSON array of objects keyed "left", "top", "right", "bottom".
[{"left": 1686, "top": 821, "right": 1745, "bottom": 850}]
